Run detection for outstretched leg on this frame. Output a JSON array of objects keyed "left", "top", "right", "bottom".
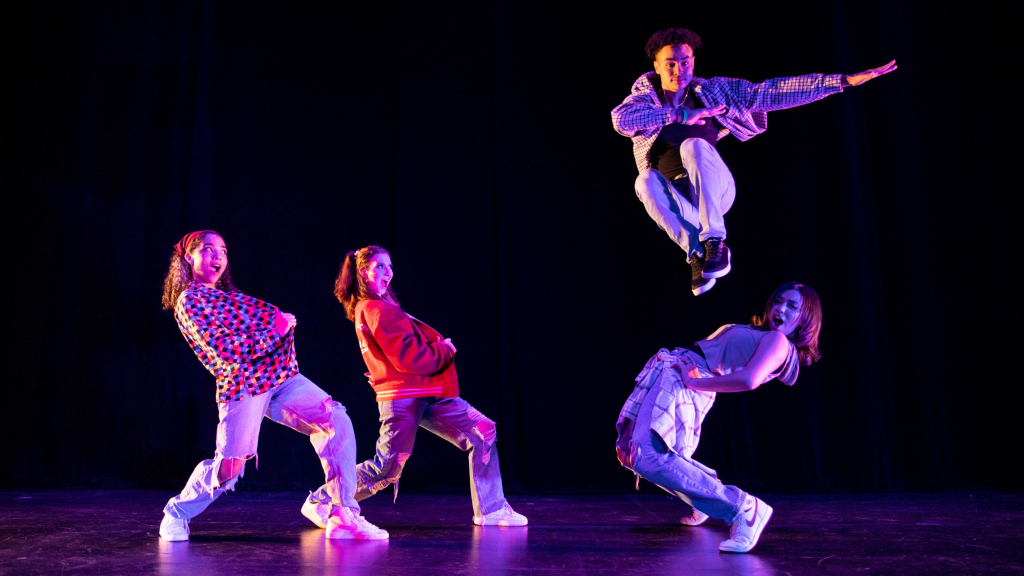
[
  {"left": 355, "top": 397, "right": 427, "bottom": 501},
  {"left": 420, "top": 397, "right": 515, "bottom": 520},
  {"left": 160, "top": 387, "right": 271, "bottom": 541}
]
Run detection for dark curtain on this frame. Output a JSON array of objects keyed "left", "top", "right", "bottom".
[{"left": 6, "top": 0, "right": 1017, "bottom": 494}]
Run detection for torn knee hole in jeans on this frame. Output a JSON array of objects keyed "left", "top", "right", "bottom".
[
  {"left": 213, "top": 452, "right": 256, "bottom": 493},
  {"left": 322, "top": 397, "right": 347, "bottom": 414},
  {"left": 466, "top": 407, "right": 497, "bottom": 465}
]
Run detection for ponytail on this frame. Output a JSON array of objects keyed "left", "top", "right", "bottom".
[{"left": 333, "top": 245, "right": 398, "bottom": 321}]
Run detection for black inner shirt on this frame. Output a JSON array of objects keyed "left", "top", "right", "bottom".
[{"left": 649, "top": 91, "right": 720, "bottom": 181}]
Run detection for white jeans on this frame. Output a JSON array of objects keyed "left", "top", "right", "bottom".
[{"left": 634, "top": 138, "right": 736, "bottom": 262}]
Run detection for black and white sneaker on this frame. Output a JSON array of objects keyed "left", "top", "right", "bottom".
[
  {"left": 701, "top": 238, "right": 731, "bottom": 279},
  {"left": 691, "top": 256, "right": 717, "bottom": 296}
]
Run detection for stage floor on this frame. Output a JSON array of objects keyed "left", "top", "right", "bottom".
[{"left": 0, "top": 490, "right": 1021, "bottom": 575}]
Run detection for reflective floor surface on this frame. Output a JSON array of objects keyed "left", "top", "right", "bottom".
[{"left": 1, "top": 490, "right": 1021, "bottom": 575}]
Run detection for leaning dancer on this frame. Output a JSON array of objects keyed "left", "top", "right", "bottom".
[
  {"left": 616, "top": 282, "right": 822, "bottom": 552},
  {"left": 334, "top": 245, "right": 527, "bottom": 526},
  {"left": 612, "top": 28, "right": 895, "bottom": 295},
  {"left": 158, "top": 230, "right": 387, "bottom": 541}
]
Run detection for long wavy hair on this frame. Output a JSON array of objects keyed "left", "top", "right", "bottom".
[
  {"left": 751, "top": 281, "right": 822, "bottom": 366},
  {"left": 334, "top": 245, "right": 399, "bottom": 321},
  {"left": 161, "top": 231, "right": 237, "bottom": 311}
]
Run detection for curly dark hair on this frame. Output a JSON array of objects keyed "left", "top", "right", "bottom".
[
  {"left": 161, "top": 231, "right": 237, "bottom": 311},
  {"left": 645, "top": 28, "right": 703, "bottom": 61},
  {"left": 751, "top": 282, "right": 823, "bottom": 366},
  {"left": 334, "top": 245, "right": 400, "bottom": 322}
]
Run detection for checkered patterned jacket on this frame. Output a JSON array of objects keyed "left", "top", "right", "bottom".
[
  {"left": 611, "top": 71, "right": 845, "bottom": 173},
  {"left": 175, "top": 282, "right": 299, "bottom": 402}
]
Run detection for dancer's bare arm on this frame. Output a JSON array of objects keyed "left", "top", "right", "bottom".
[{"left": 673, "top": 332, "right": 791, "bottom": 393}]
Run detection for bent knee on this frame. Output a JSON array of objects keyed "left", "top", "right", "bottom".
[
  {"left": 466, "top": 407, "right": 497, "bottom": 446},
  {"left": 679, "top": 137, "right": 714, "bottom": 159},
  {"left": 636, "top": 169, "right": 667, "bottom": 198}
]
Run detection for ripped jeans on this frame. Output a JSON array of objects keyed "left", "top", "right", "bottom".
[
  {"left": 163, "top": 373, "right": 359, "bottom": 520},
  {"left": 355, "top": 396, "right": 506, "bottom": 517}
]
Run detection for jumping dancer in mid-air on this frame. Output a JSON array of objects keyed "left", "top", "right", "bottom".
[
  {"left": 615, "top": 282, "right": 822, "bottom": 552},
  {"left": 334, "top": 245, "right": 527, "bottom": 526},
  {"left": 612, "top": 28, "right": 895, "bottom": 295},
  {"left": 158, "top": 230, "right": 387, "bottom": 542}
]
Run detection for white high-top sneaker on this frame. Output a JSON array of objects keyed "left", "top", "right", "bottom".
[{"left": 719, "top": 496, "right": 772, "bottom": 553}]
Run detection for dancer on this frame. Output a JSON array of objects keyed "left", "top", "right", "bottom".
[
  {"left": 158, "top": 230, "right": 387, "bottom": 541},
  {"left": 334, "top": 245, "right": 527, "bottom": 526},
  {"left": 612, "top": 28, "right": 895, "bottom": 295},
  {"left": 615, "top": 282, "right": 822, "bottom": 552}
]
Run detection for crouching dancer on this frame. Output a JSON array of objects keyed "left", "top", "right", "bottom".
[
  {"left": 334, "top": 245, "right": 527, "bottom": 526},
  {"left": 158, "top": 230, "right": 387, "bottom": 541},
  {"left": 616, "top": 282, "right": 822, "bottom": 552}
]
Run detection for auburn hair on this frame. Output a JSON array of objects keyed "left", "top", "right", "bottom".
[
  {"left": 333, "top": 245, "right": 399, "bottom": 321},
  {"left": 751, "top": 282, "right": 822, "bottom": 366}
]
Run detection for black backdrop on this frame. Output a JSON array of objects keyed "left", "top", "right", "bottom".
[{"left": 7, "top": 0, "right": 1018, "bottom": 495}]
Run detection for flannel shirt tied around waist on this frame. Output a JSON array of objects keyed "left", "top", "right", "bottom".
[
  {"left": 617, "top": 348, "right": 717, "bottom": 460},
  {"left": 175, "top": 282, "right": 299, "bottom": 402}
]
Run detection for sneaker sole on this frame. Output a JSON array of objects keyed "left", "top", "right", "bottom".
[
  {"left": 327, "top": 528, "right": 389, "bottom": 540},
  {"left": 702, "top": 261, "right": 731, "bottom": 279},
  {"left": 719, "top": 503, "right": 773, "bottom": 553},
  {"left": 472, "top": 517, "right": 528, "bottom": 527},
  {"left": 691, "top": 277, "right": 716, "bottom": 296},
  {"left": 159, "top": 532, "right": 189, "bottom": 542}
]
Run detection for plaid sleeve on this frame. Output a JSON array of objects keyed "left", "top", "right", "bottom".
[
  {"left": 611, "top": 92, "right": 673, "bottom": 137},
  {"left": 705, "top": 73, "right": 844, "bottom": 113},
  {"left": 179, "top": 292, "right": 284, "bottom": 365}
]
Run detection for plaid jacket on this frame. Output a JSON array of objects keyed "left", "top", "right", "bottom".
[
  {"left": 175, "top": 282, "right": 299, "bottom": 402},
  {"left": 611, "top": 71, "right": 844, "bottom": 172}
]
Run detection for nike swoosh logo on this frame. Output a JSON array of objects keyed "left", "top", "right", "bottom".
[{"left": 746, "top": 500, "right": 758, "bottom": 527}]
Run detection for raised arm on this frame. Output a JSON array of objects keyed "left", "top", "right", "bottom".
[
  {"left": 677, "top": 331, "right": 791, "bottom": 393},
  {"left": 706, "top": 59, "right": 896, "bottom": 114}
]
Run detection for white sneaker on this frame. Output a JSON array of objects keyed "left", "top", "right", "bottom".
[
  {"left": 159, "top": 514, "right": 189, "bottom": 542},
  {"left": 326, "top": 507, "right": 389, "bottom": 540},
  {"left": 719, "top": 496, "right": 773, "bottom": 553},
  {"left": 473, "top": 503, "right": 528, "bottom": 526},
  {"left": 680, "top": 508, "right": 709, "bottom": 526},
  {"left": 301, "top": 495, "right": 330, "bottom": 529}
]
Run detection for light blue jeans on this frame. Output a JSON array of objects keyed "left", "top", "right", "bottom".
[
  {"left": 355, "top": 396, "right": 506, "bottom": 517},
  {"left": 634, "top": 138, "right": 736, "bottom": 262},
  {"left": 631, "top": 380, "right": 746, "bottom": 524},
  {"left": 163, "top": 374, "right": 359, "bottom": 520}
]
